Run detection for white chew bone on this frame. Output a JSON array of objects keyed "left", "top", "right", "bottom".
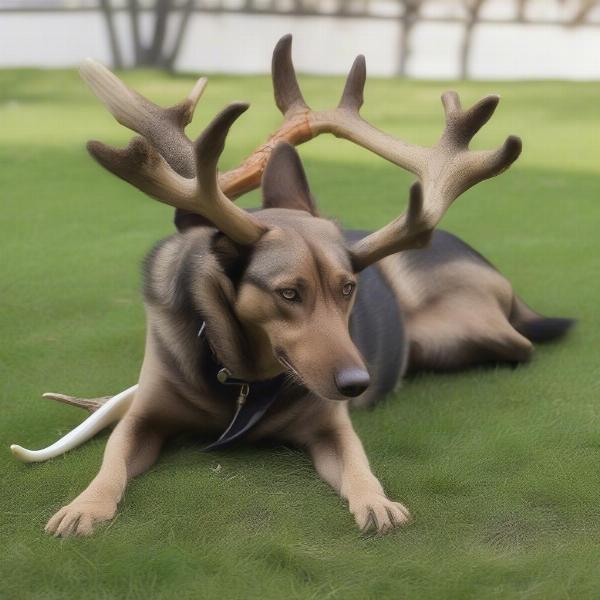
[{"left": 10, "top": 384, "right": 138, "bottom": 463}]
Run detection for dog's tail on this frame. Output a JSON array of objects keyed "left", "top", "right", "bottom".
[
  {"left": 10, "top": 384, "right": 137, "bottom": 463},
  {"left": 510, "top": 296, "right": 576, "bottom": 343}
]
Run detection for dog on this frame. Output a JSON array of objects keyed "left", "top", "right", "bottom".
[{"left": 11, "top": 36, "right": 573, "bottom": 537}]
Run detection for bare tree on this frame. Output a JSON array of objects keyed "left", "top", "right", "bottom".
[
  {"left": 515, "top": 0, "right": 527, "bottom": 21},
  {"left": 459, "top": 0, "right": 485, "bottom": 79},
  {"left": 397, "top": 0, "right": 422, "bottom": 76},
  {"left": 570, "top": 0, "right": 600, "bottom": 24},
  {"left": 99, "top": 0, "right": 123, "bottom": 69},
  {"left": 165, "top": 0, "right": 196, "bottom": 70},
  {"left": 99, "top": 0, "right": 195, "bottom": 70},
  {"left": 337, "top": 0, "right": 371, "bottom": 15}
]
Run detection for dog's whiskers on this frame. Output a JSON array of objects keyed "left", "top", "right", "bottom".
[{"left": 277, "top": 355, "right": 305, "bottom": 388}]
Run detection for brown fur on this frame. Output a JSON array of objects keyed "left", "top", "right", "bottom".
[
  {"left": 378, "top": 247, "right": 533, "bottom": 372},
  {"left": 44, "top": 46, "right": 572, "bottom": 535},
  {"left": 44, "top": 148, "right": 567, "bottom": 537}
]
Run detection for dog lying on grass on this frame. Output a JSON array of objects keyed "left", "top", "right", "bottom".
[{"left": 11, "top": 36, "right": 573, "bottom": 537}]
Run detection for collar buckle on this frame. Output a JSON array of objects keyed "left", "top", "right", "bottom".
[
  {"left": 216, "top": 367, "right": 247, "bottom": 387},
  {"left": 217, "top": 367, "right": 251, "bottom": 406},
  {"left": 216, "top": 367, "right": 232, "bottom": 384}
]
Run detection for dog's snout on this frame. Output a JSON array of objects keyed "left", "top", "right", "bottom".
[{"left": 334, "top": 367, "right": 370, "bottom": 398}]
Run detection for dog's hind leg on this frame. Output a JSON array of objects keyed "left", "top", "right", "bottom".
[{"left": 407, "top": 296, "right": 534, "bottom": 371}]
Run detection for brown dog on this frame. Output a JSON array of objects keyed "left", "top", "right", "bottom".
[{"left": 29, "top": 36, "right": 573, "bottom": 537}]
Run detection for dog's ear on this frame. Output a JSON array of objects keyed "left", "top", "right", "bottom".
[
  {"left": 210, "top": 232, "right": 254, "bottom": 290},
  {"left": 262, "top": 142, "right": 318, "bottom": 216}
]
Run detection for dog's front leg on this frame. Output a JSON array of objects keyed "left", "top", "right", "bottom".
[
  {"left": 45, "top": 412, "right": 166, "bottom": 537},
  {"left": 308, "top": 410, "right": 410, "bottom": 534}
]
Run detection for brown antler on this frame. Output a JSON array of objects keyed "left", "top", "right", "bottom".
[
  {"left": 42, "top": 392, "right": 110, "bottom": 413},
  {"left": 80, "top": 58, "right": 204, "bottom": 178},
  {"left": 221, "top": 34, "right": 521, "bottom": 266},
  {"left": 345, "top": 90, "right": 522, "bottom": 267},
  {"left": 79, "top": 36, "right": 383, "bottom": 201},
  {"left": 263, "top": 36, "right": 522, "bottom": 269},
  {"left": 81, "top": 35, "right": 520, "bottom": 261},
  {"left": 217, "top": 34, "right": 376, "bottom": 197},
  {"left": 80, "top": 61, "right": 266, "bottom": 245}
]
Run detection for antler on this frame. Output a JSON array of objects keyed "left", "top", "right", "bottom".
[
  {"left": 212, "top": 34, "right": 521, "bottom": 266},
  {"left": 79, "top": 36, "right": 419, "bottom": 203},
  {"left": 80, "top": 61, "right": 267, "bottom": 245},
  {"left": 80, "top": 57, "right": 204, "bottom": 178},
  {"left": 265, "top": 35, "right": 522, "bottom": 269},
  {"left": 81, "top": 35, "right": 520, "bottom": 262},
  {"left": 346, "top": 92, "right": 521, "bottom": 268}
]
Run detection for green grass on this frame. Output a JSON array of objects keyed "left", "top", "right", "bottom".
[{"left": 1, "top": 68, "right": 600, "bottom": 600}]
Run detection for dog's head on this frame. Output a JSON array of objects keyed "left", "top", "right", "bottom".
[{"left": 203, "top": 143, "right": 370, "bottom": 401}]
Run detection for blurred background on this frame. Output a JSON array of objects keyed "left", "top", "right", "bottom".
[{"left": 1, "top": 0, "right": 600, "bottom": 79}]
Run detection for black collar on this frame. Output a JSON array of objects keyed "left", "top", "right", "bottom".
[{"left": 198, "top": 322, "right": 288, "bottom": 452}]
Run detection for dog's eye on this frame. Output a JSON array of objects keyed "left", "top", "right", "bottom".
[
  {"left": 342, "top": 282, "right": 355, "bottom": 297},
  {"left": 279, "top": 288, "right": 299, "bottom": 301}
]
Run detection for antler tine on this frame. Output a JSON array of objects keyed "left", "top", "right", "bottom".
[
  {"left": 350, "top": 183, "right": 433, "bottom": 269},
  {"left": 80, "top": 58, "right": 149, "bottom": 131},
  {"left": 80, "top": 58, "right": 205, "bottom": 177},
  {"left": 433, "top": 92, "right": 522, "bottom": 199},
  {"left": 272, "top": 33, "right": 309, "bottom": 117},
  {"left": 196, "top": 104, "right": 250, "bottom": 189},
  {"left": 172, "top": 76, "right": 209, "bottom": 127},
  {"left": 469, "top": 135, "right": 523, "bottom": 179},
  {"left": 43, "top": 392, "right": 109, "bottom": 413},
  {"left": 338, "top": 55, "right": 366, "bottom": 112},
  {"left": 86, "top": 136, "right": 156, "bottom": 189},
  {"left": 192, "top": 103, "right": 269, "bottom": 244},
  {"left": 441, "top": 91, "right": 500, "bottom": 147}
]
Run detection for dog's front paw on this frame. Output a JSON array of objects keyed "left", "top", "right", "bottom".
[
  {"left": 349, "top": 494, "right": 411, "bottom": 534},
  {"left": 45, "top": 499, "right": 117, "bottom": 538}
]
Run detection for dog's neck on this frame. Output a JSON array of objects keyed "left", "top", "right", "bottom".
[{"left": 203, "top": 314, "right": 285, "bottom": 383}]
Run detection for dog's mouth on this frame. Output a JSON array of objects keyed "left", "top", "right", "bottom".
[
  {"left": 275, "top": 351, "right": 305, "bottom": 387},
  {"left": 275, "top": 351, "right": 342, "bottom": 401},
  {"left": 276, "top": 351, "right": 298, "bottom": 376}
]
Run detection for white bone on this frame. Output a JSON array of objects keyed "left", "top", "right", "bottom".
[{"left": 10, "top": 384, "right": 138, "bottom": 463}]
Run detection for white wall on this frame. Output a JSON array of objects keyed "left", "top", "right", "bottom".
[{"left": 1, "top": 10, "right": 600, "bottom": 79}]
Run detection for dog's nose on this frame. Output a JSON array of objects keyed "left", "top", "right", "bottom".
[{"left": 334, "top": 367, "right": 370, "bottom": 398}]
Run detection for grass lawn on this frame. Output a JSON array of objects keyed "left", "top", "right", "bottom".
[{"left": 1, "top": 67, "right": 599, "bottom": 600}]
